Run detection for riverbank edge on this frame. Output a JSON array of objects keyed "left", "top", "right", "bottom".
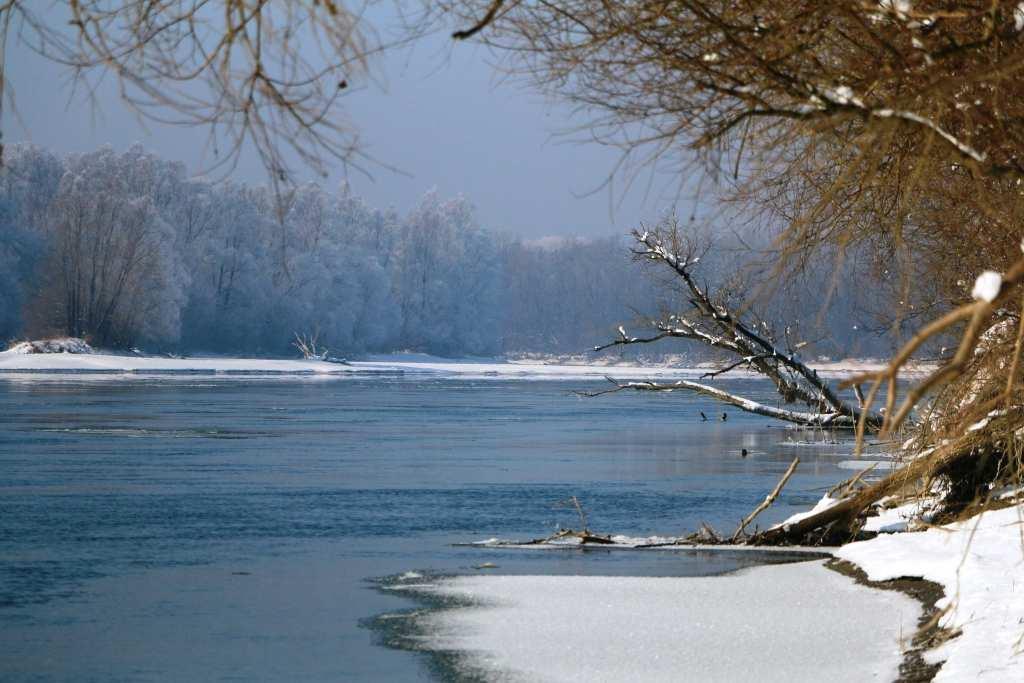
[
  {"left": 0, "top": 346, "right": 936, "bottom": 380},
  {"left": 372, "top": 553, "right": 926, "bottom": 682},
  {"left": 824, "top": 557, "right": 946, "bottom": 683}
]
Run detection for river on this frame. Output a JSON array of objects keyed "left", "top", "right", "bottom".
[{"left": 0, "top": 374, "right": 856, "bottom": 680}]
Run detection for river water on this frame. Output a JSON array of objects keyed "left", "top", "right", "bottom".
[{"left": 0, "top": 374, "right": 855, "bottom": 681}]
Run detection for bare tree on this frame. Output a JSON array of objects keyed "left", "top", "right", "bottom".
[
  {"left": 0, "top": 1, "right": 386, "bottom": 186},
  {"left": 30, "top": 167, "right": 173, "bottom": 346}
]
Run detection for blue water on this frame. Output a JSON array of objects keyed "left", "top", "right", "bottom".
[{"left": 0, "top": 375, "right": 854, "bottom": 680}]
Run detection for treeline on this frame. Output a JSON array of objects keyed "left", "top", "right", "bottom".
[
  {"left": 0, "top": 144, "right": 888, "bottom": 359},
  {"left": 0, "top": 144, "right": 649, "bottom": 356}
]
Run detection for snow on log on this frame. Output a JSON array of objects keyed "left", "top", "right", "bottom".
[{"left": 582, "top": 378, "right": 856, "bottom": 427}]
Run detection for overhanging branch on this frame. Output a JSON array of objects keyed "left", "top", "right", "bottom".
[
  {"left": 621, "top": 226, "right": 883, "bottom": 431},
  {"left": 579, "top": 377, "right": 856, "bottom": 427}
]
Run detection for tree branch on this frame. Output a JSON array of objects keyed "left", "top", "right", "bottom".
[
  {"left": 579, "top": 377, "right": 856, "bottom": 427},
  {"left": 733, "top": 457, "right": 800, "bottom": 541},
  {"left": 602, "top": 225, "right": 883, "bottom": 431},
  {"left": 452, "top": 0, "right": 505, "bottom": 40}
]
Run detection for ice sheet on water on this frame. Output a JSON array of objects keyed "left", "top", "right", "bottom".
[{"left": 408, "top": 561, "right": 917, "bottom": 682}]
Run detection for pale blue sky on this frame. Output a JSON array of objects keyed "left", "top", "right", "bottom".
[{"left": 5, "top": 13, "right": 695, "bottom": 238}]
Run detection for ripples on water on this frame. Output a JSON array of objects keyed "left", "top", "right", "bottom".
[{"left": 1, "top": 376, "right": 857, "bottom": 680}]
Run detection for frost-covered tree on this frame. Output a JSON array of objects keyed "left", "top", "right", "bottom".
[
  {"left": 393, "top": 191, "right": 504, "bottom": 355},
  {"left": 0, "top": 146, "right": 62, "bottom": 342},
  {"left": 24, "top": 147, "right": 185, "bottom": 347}
]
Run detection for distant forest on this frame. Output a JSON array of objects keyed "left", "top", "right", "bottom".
[{"left": 0, "top": 144, "right": 890, "bottom": 359}]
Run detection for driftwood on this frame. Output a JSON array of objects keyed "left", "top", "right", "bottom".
[
  {"left": 293, "top": 331, "right": 328, "bottom": 360},
  {"left": 520, "top": 528, "right": 616, "bottom": 545},
  {"left": 733, "top": 457, "right": 799, "bottom": 541}
]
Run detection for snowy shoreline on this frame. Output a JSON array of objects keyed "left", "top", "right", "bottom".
[
  {"left": 836, "top": 504, "right": 1024, "bottom": 681},
  {"left": 0, "top": 349, "right": 934, "bottom": 381},
  {"left": 389, "top": 501, "right": 1023, "bottom": 682},
  {"left": 390, "top": 559, "right": 919, "bottom": 682}
]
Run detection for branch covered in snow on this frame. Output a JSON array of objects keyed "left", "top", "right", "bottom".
[
  {"left": 593, "top": 224, "right": 882, "bottom": 430},
  {"left": 580, "top": 377, "right": 857, "bottom": 428}
]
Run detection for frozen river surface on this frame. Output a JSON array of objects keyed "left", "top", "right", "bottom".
[{"left": 0, "top": 374, "right": 862, "bottom": 680}]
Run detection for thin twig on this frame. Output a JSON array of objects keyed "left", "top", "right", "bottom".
[{"left": 733, "top": 457, "right": 800, "bottom": 541}]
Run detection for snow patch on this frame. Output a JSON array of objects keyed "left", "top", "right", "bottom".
[
  {"left": 0, "top": 351, "right": 939, "bottom": 381},
  {"left": 776, "top": 494, "right": 841, "bottom": 528},
  {"left": 0, "top": 352, "right": 354, "bottom": 375},
  {"left": 6, "top": 338, "right": 94, "bottom": 354},
  {"left": 861, "top": 501, "right": 925, "bottom": 533},
  {"left": 971, "top": 270, "right": 1002, "bottom": 302},
  {"left": 407, "top": 562, "right": 917, "bottom": 682},
  {"left": 837, "top": 505, "right": 1024, "bottom": 681}
]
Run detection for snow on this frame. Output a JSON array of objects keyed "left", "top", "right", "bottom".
[
  {"left": 473, "top": 534, "right": 690, "bottom": 549},
  {"left": 423, "top": 502, "right": 1024, "bottom": 682},
  {"left": 879, "top": 0, "right": 912, "bottom": 17},
  {"left": 469, "top": 535, "right": 830, "bottom": 554},
  {"left": 869, "top": 109, "right": 988, "bottom": 163},
  {"left": 775, "top": 494, "right": 841, "bottom": 528},
  {"left": 404, "top": 561, "right": 918, "bottom": 682},
  {"left": 972, "top": 270, "right": 1002, "bottom": 302},
  {"left": 6, "top": 338, "right": 94, "bottom": 354},
  {"left": 487, "top": 534, "right": 684, "bottom": 548},
  {"left": 0, "top": 352, "right": 355, "bottom": 375},
  {"left": 0, "top": 350, "right": 932, "bottom": 380},
  {"left": 833, "top": 85, "right": 855, "bottom": 103},
  {"left": 837, "top": 505, "right": 1024, "bottom": 681},
  {"left": 777, "top": 495, "right": 922, "bottom": 534},
  {"left": 967, "top": 408, "right": 1008, "bottom": 433},
  {"left": 861, "top": 500, "right": 926, "bottom": 534}
]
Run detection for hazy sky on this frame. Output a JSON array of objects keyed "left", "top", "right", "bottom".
[{"left": 5, "top": 14, "right": 695, "bottom": 239}]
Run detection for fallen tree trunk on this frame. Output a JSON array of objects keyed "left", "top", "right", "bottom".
[
  {"left": 582, "top": 378, "right": 859, "bottom": 428},
  {"left": 590, "top": 225, "right": 884, "bottom": 432}
]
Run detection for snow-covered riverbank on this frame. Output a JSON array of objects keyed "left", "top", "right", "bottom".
[
  {"left": 0, "top": 347, "right": 931, "bottom": 381},
  {"left": 393, "top": 502, "right": 1024, "bottom": 682},
  {"left": 837, "top": 504, "right": 1024, "bottom": 681}
]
